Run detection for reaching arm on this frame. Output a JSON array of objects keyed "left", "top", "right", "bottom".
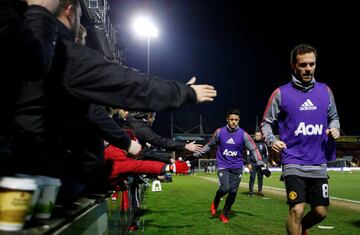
[
  {"left": 86, "top": 104, "right": 131, "bottom": 150},
  {"left": 193, "top": 128, "right": 220, "bottom": 157},
  {"left": 128, "top": 117, "right": 186, "bottom": 151},
  {"left": 63, "top": 43, "right": 216, "bottom": 112},
  {"left": 86, "top": 104, "right": 143, "bottom": 155}
]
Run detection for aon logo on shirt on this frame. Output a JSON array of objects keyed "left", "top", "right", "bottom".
[
  {"left": 223, "top": 149, "right": 238, "bottom": 157},
  {"left": 294, "top": 122, "right": 323, "bottom": 136}
]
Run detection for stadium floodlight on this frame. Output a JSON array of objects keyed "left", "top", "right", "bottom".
[
  {"left": 132, "top": 16, "right": 158, "bottom": 74},
  {"left": 133, "top": 16, "right": 158, "bottom": 38}
]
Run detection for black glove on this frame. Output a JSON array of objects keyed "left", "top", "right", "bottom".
[{"left": 261, "top": 165, "right": 271, "bottom": 177}]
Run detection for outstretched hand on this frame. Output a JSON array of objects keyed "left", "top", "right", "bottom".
[
  {"left": 185, "top": 141, "right": 203, "bottom": 152},
  {"left": 187, "top": 77, "right": 217, "bottom": 103}
]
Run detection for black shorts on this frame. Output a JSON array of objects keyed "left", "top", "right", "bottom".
[{"left": 284, "top": 175, "right": 329, "bottom": 207}]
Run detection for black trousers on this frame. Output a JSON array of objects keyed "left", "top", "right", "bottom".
[{"left": 249, "top": 163, "right": 264, "bottom": 193}]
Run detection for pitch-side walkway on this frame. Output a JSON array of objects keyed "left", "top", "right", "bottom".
[{"left": 198, "top": 175, "right": 360, "bottom": 212}]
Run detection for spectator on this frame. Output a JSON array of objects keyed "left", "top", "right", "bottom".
[
  {"left": 11, "top": 0, "right": 216, "bottom": 184},
  {"left": 175, "top": 157, "right": 189, "bottom": 175},
  {"left": 126, "top": 112, "right": 203, "bottom": 163},
  {"left": 0, "top": 0, "right": 59, "bottom": 176}
]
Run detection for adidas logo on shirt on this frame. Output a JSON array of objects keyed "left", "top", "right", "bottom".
[
  {"left": 299, "top": 99, "right": 317, "bottom": 111},
  {"left": 226, "top": 138, "right": 235, "bottom": 144}
]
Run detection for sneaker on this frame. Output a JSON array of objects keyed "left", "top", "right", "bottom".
[
  {"left": 257, "top": 192, "right": 264, "bottom": 197},
  {"left": 128, "top": 225, "right": 138, "bottom": 231},
  {"left": 219, "top": 213, "right": 229, "bottom": 223},
  {"left": 210, "top": 201, "right": 217, "bottom": 215},
  {"left": 248, "top": 192, "right": 253, "bottom": 197}
]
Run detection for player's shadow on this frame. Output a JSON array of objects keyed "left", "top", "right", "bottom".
[
  {"left": 352, "top": 220, "right": 360, "bottom": 228},
  {"left": 209, "top": 210, "right": 255, "bottom": 219}
]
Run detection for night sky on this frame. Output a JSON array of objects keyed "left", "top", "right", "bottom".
[{"left": 108, "top": 1, "right": 359, "bottom": 137}]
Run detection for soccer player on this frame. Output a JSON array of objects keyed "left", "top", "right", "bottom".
[
  {"left": 194, "top": 109, "right": 263, "bottom": 223},
  {"left": 261, "top": 44, "right": 340, "bottom": 234}
]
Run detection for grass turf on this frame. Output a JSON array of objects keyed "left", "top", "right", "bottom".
[{"left": 139, "top": 172, "right": 360, "bottom": 234}]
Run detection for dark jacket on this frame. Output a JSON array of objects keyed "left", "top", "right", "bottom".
[
  {"left": 0, "top": 2, "right": 58, "bottom": 176},
  {"left": 127, "top": 116, "right": 185, "bottom": 162},
  {"left": 0, "top": 2, "right": 57, "bottom": 80},
  {"left": 12, "top": 18, "right": 197, "bottom": 180},
  {"left": 60, "top": 104, "right": 131, "bottom": 183},
  {"left": 252, "top": 140, "right": 269, "bottom": 163},
  {"left": 87, "top": 104, "right": 131, "bottom": 151}
]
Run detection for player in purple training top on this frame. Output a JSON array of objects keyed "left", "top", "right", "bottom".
[
  {"left": 194, "top": 109, "right": 263, "bottom": 223},
  {"left": 261, "top": 44, "right": 340, "bottom": 235}
]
